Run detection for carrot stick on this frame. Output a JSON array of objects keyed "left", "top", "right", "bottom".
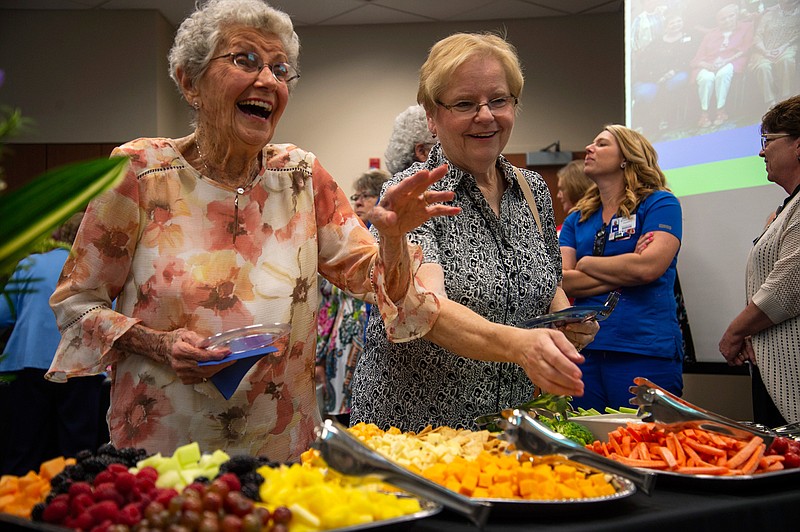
[
  {"left": 726, "top": 436, "right": 763, "bottom": 470},
  {"left": 621, "top": 435, "right": 632, "bottom": 456},
  {"left": 683, "top": 443, "right": 710, "bottom": 467},
  {"left": 612, "top": 455, "right": 669, "bottom": 469},
  {"left": 675, "top": 466, "right": 731, "bottom": 475},
  {"left": 655, "top": 446, "right": 678, "bottom": 469},
  {"left": 669, "top": 433, "right": 686, "bottom": 466},
  {"left": 683, "top": 437, "right": 727, "bottom": 457},
  {"left": 740, "top": 443, "right": 766, "bottom": 475},
  {"left": 636, "top": 442, "right": 650, "bottom": 460}
]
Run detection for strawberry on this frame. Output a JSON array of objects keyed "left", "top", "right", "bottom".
[
  {"left": 136, "top": 466, "right": 159, "bottom": 481},
  {"left": 107, "top": 463, "right": 129, "bottom": 475},
  {"left": 71, "top": 512, "right": 94, "bottom": 531}
]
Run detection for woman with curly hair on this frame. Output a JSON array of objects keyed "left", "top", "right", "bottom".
[
  {"left": 560, "top": 125, "right": 683, "bottom": 410},
  {"left": 384, "top": 105, "right": 436, "bottom": 175}
]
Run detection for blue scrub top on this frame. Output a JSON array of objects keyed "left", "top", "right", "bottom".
[{"left": 559, "top": 190, "right": 683, "bottom": 358}]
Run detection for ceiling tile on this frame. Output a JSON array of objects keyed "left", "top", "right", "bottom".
[
  {"left": 447, "top": 0, "right": 561, "bottom": 22},
  {"left": 320, "top": 3, "right": 433, "bottom": 25},
  {"left": 370, "top": 0, "right": 497, "bottom": 21}
]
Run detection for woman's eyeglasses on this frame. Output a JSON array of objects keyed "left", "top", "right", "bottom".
[
  {"left": 760, "top": 133, "right": 793, "bottom": 149},
  {"left": 212, "top": 52, "right": 300, "bottom": 83},
  {"left": 593, "top": 224, "right": 607, "bottom": 256},
  {"left": 436, "top": 95, "right": 518, "bottom": 115},
  {"left": 350, "top": 193, "right": 377, "bottom": 202}
]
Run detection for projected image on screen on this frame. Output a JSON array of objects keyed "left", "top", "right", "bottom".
[{"left": 627, "top": 0, "right": 799, "bottom": 196}]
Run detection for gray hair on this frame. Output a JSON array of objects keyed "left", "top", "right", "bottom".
[
  {"left": 384, "top": 105, "right": 436, "bottom": 175},
  {"left": 354, "top": 168, "right": 391, "bottom": 196},
  {"left": 168, "top": 0, "right": 301, "bottom": 97}
]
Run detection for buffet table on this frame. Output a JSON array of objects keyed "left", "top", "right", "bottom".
[{"left": 405, "top": 477, "right": 798, "bottom": 531}]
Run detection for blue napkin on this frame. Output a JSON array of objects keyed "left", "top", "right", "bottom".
[{"left": 198, "top": 346, "right": 278, "bottom": 400}]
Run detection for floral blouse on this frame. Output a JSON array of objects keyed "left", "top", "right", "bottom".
[
  {"left": 351, "top": 144, "right": 562, "bottom": 432},
  {"left": 47, "top": 138, "right": 437, "bottom": 461}
]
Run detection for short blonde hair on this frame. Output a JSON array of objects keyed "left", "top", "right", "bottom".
[{"left": 417, "top": 32, "right": 524, "bottom": 113}]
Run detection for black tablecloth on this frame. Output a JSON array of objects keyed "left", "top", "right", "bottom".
[{"left": 403, "top": 475, "right": 798, "bottom": 532}]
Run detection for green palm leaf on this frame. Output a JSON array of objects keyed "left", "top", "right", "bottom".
[{"left": 0, "top": 156, "right": 129, "bottom": 274}]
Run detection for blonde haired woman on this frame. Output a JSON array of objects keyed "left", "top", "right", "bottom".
[{"left": 560, "top": 125, "right": 683, "bottom": 410}]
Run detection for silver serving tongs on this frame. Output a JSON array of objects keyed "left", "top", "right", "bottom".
[
  {"left": 500, "top": 409, "right": 657, "bottom": 495},
  {"left": 629, "top": 377, "right": 774, "bottom": 446},
  {"left": 313, "top": 419, "right": 491, "bottom": 529}
]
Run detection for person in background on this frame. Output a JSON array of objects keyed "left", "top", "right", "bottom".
[
  {"left": 0, "top": 214, "right": 109, "bottom": 476},
  {"left": 719, "top": 95, "right": 800, "bottom": 426},
  {"left": 632, "top": 12, "right": 696, "bottom": 136},
  {"left": 316, "top": 168, "right": 390, "bottom": 425},
  {"left": 46, "top": 0, "right": 459, "bottom": 462},
  {"left": 560, "top": 125, "right": 683, "bottom": 411},
  {"left": 384, "top": 104, "right": 436, "bottom": 176},
  {"left": 690, "top": 3, "right": 754, "bottom": 127},
  {"left": 351, "top": 32, "right": 594, "bottom": 432},
  {"left": 556, "top": 160, "right": 593, "bottom": 231},
  {"left": 748, "top": 0, "right": 799, "bottom": 108}
]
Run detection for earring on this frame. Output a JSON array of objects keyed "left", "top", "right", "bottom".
[
  {"left": 192, "top": 101, "right": 200, "bottom": 110},
  {"left": 620, "top": 161, "right": 627, "bottom": 169},
  {"left": 431, "top": 132, "right": 437, "bottom": 138}
]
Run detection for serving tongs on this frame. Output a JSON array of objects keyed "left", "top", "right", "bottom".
[
  {"left": 500, "top": 409, "right": 657, "bottom": 495},
  {"left": 313, "top": 419, "right": 491, "bottom": 529},
  {"left": 629, "top": 377, "right": 774, "bottom": 446}
]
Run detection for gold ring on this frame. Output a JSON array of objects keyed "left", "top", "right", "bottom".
[
  {"left": 422, "top": 191, "right": 431, "bottom": 206},
  {"left": 202, "top": 378, "right": 208, "bottom": 382}
]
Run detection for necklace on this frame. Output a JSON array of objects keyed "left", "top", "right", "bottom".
[
  {"left": 194, "top": 134, "right": 212, "bottom": 177},
  {"left": 194, "top": 132, "right": 259, "bottom": 192}
]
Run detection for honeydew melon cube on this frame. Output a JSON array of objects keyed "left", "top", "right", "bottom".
[
  {"left": 156, "top": 469, "right": 183, "bottom": 489},
  {"left": 173, "top": 442, "right": 202, "bottom": 467},
  {"left": 154, "top": 457, "right": 180, "bottom": 475},
  {"left": 136, "top": 453, "right": 164, "bottom": 470},
  {"left": 180, "top": 467, "right": 203, "bottom": 485},
  {"left": 210, "top": 449, "right": 230, "bottom": 464}
]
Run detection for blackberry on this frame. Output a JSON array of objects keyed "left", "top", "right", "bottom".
[
  {"left": 96, "top": 442, "right": 117, "bottom": 456},
  {"left": 80, "top": 456, "right": 107, "bottom": 474},
  {"left": 193, "top": 476, "right": 211, "bottom": 484},
  {"left": 30, "top": 502, "right": 46, "bottom": 522},
  {"left": 239, "top": 471, "right": 264, "bottom": 486},
  {"left": 218, "top": 455, "right": 261, "bottom": 475},
  {"left": 240, "top": 483, "right": 261, "bottom": 501},
  {"left": 75, "top": 449, "right": 94, "bottom": 462}
]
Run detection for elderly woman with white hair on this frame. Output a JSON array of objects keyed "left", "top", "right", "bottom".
[
  {"left": 45, "top": 0, "right": 458, "bottom": 461},
  {"left": 384, "top": 104, "right": 436, "bottom": 175}
]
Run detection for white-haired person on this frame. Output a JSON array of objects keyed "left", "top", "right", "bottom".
[{"left": 46, "top": 0, "right": 459, "bottom": 461}]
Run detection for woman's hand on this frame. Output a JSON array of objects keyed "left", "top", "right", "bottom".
[
  {"left": 719, "top": 327, "right": 747, "bottom": 366},
  {"left": 162, "top": 328, "right": 233, "bottom": 384},
  {"left": 510, "top": 328, "right": 585, "bottom": 397},
  {"left": 367, "top": 164, "right": 460, "bottom": 238},
  {"left": 558, "top": 320, "right": 600, "bottom": 351},
  {"left": 635, "top": 231, "right": 654, "bottom": 254}
]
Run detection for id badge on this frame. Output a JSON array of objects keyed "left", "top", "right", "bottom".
[{"left": 609, "top": 215, "right": 636, "bottom": 241}]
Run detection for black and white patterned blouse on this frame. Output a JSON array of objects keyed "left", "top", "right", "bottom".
[{"left": 350, "top": 143, "right": 562, "bottom": 432}]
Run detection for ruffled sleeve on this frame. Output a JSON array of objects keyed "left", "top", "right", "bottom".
[
  {"left": 47, "top": 147, "right": 142, "bottom": 382},
  {"left": 311, "top": 157, "right": 440, "bottom": 342}
]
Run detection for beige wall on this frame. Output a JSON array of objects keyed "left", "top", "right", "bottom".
[{"left": 0, "top": 9, "right": 623, "bottom": 192}]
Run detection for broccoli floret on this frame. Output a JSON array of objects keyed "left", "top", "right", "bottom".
[{"left": 538, "top": 418, "right": 596, "bottom": 446}]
